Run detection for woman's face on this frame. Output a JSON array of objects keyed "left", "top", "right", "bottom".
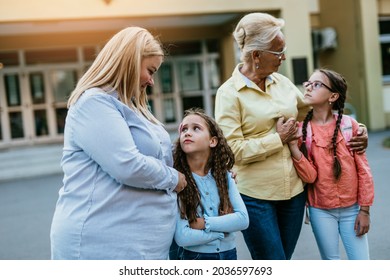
[
  {"left": 140, "top": 55, "right": 163, "bottom": 91},
  {"left": 258, "top": 34, "right": 286, "bottom": 74}
]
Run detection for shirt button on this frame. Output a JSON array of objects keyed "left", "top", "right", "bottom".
[
  {"left": 216, "top": 248, "right": 220, "bottom": 252},
  {"left": 209, "top": 207, "right": 213, "bottom": 210},
  {"left": 206, "top": 192, "right": 209, "bottom": 195}
]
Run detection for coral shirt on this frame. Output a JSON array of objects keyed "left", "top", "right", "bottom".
[{"left": 292, "top": 118, "right": 374, "bottom": 209}]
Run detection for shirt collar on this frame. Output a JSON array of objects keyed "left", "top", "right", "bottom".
[{"left": 232, "top": 63, "right": 278, "bottom": 92}]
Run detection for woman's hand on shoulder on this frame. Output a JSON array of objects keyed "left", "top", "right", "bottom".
[
  {"left": 229, "top": 169, "right": 238, "bottom": 184},
  {"left": 349, "top": 125, "right": 368, "bottom": 154}
]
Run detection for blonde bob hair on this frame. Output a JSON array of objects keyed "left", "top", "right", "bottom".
[
  {"left": 67, "top": 26, "right": 164, "bottom": 124},
  {"left": 233, "top": 13, "right": 285, "bottom": 63}
]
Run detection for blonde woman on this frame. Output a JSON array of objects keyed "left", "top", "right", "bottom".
[{"left": 50, "top": 27, "right": 187, "bottom": 260}]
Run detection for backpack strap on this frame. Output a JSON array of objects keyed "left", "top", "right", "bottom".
[
  {"left": 338, "top": 114, "right": 353, "bottom": 143},
  {"left": 300, "top": 114, "right": 353, "bottom": 157}
]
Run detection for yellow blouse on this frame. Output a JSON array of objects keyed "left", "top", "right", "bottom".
[{"left": 215, "top": 64, "right": 310, "bottom": 200}]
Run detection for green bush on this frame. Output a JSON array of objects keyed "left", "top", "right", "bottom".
[{"left": 383, "top": 137, "right": 390, "bottom": 148}]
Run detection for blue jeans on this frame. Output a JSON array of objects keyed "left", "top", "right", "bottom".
[
  {"left": 181, "top": 248, "right": 237, "bottom": 260},
  {"left": 309, "top": 204, "right": 370, "bottom": 260},
  {"left": 169, "top": 240, "right": 183, "bottom": 260},
  {"left": 241, "top": 191, "right": 306, "bottom": 260}
]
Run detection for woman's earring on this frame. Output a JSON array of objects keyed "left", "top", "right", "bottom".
[
  {"left": 255, "top": 64, "right": 259, "bottom": 69},
  {"left": 329, "top": 101, "right": 332, "bottom": 105}
]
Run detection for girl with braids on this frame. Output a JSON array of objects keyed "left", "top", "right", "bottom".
[
  {"left": 173, "top": 108, "right": 249, "bottom": 260},
  {"left": 288, "top": 69, "right": 374, "bottom": 260}
]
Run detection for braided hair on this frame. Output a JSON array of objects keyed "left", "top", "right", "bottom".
[
  {"left": 300, "top": 69, "right": 348, "bottom": 180},
  {"left": 173, "top": 108, "right": 235, "bottom": 223}
]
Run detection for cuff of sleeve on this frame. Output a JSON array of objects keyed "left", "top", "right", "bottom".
[
  {"left": 204, "top": 214, "right": 211, "bottom": 233},
  {"left": 168, "top": 169, "right": 179, "bottom": 193},
  {"left": 358, "top": 123, "right": 366, "bottom": 128},
  {"left": 291, "top": 154, "right": 303, "bottom": 163},
  {"left": 217, "top": 232, "right": 225, "bottom": 240}
]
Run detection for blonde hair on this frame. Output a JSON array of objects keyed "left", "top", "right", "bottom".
[
  {"left": 67, "top": 26, "right": 164, "bottom": 124},
  {"left": 233, "top": 13, "right": 285, "bottom": 63}
]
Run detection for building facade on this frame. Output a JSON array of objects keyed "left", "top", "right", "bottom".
[{"left": 0, "top": 0, "right": 389, "bottom": 149}]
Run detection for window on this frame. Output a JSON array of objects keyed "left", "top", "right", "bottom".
[
  {"left": 34, "top": 109, "right": 48, "bottom": 136},
  {"left": 9, "top": 112, "right": 24, "bottom": 139},
  {"left": 4, "top": 74, "right": 21, "bottom": 106},
  {"left": 178, "top": 61, "right": 202, "bottom": 91},
  {"left": 29, "top": 72, "right": 45, "bottom": 104},
  {"left": 159, "top": 64, "right": 173, "bottom": 93},
  {"left": 50, "top": 70, "right": 78, "bottom": 102},
  {"left": 182, "top": 96, "right": 204, "bottom": 113},
  {"left": 380, "top": 18, "right": 390, "bottom": 82}
]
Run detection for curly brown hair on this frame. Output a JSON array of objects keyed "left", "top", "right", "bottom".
[{"left": 173, "top": 108, "right": 235, "bottom": 223}]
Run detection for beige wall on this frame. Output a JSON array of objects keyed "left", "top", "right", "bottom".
[
  {"left": 281, "top": 1, "right": 313, "bottom": 79},
  {"left": 378, "top": 0, "right": 390, "bottom": 14},
  {"left": 0, "top": 0, "right": 293, "bottom": 21},
  {"left": 318, "top": 0, "right": 385, "bottom": 130},
  {"left": 361, "top": 0, "right": 386, "bottom": 130}
]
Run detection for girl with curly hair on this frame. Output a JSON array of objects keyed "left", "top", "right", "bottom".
[{"left": 173, "top": 108, "right": 249, "bottom": 260}]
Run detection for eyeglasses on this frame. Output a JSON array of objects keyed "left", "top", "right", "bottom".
[
  {"left": 302, "top": 81, "right": 334, "bottom": 92},
  {"left": 260, "top": 46, "right": 287, "bottom": 59}
]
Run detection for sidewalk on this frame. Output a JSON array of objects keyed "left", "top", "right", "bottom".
[{"left": 0, "top": 144, "right": 63, "bottom": 182}]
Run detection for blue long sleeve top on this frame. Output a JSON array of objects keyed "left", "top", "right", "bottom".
[
  {"left": 174, "top": 171, "right": 249, "bottom": 253},
  {"left": 50, "top": 88, "right": 179, "bottom": 260}
]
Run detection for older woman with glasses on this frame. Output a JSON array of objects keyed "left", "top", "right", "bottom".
[{"left": 214, "top": 12, "right": 368, "bottom": 260}]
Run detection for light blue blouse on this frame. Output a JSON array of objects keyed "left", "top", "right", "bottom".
[
  {"left": 174, "top": 171, "right": 249, "bottom": 254},
  {"left": 50, "top": 88, "right": 179, "bottom": 260}
]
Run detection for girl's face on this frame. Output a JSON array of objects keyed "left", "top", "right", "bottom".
[
  {"left": 179, "top": 115, "right": 217, "bottom": 156},
  {"left": 140, "top": 55, "right": 163, "bottom": 91},
  {"left": 303, "top": 71, "right": 339, "bottom": 106}
]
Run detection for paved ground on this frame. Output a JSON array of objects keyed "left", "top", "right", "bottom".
[{"left": 0, "top": 130, "right": 389, "bottom": 260}]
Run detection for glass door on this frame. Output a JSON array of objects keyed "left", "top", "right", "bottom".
[
  {"left": 29, "top": 72, "right": 49, "bottom": 138},
  {"left": 49, "top": 68, "right": 77, "bottom": 135},
  {"left": 0, "top": 68, "right": 77, "bottom": 146},
  {"left": 3, "top": 73, "right": 25, "bottom": 142}
]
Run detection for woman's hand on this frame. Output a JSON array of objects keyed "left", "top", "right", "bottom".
[
  {"left": 348, "top": 126, "right": 368, "bottom": 154},
  {"left": 174, "top": 172, "right": 187, "bottom": 193},
  {"left": 229, "top": 169, "right": 238, "bottom": 184},
  {"left": 276, "top": 117, "right": 299, "bottom": 144}
]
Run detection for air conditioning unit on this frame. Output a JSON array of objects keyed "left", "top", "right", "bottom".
[{"left": 312, "top": 27, "right": 338, "bottom": 52}]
